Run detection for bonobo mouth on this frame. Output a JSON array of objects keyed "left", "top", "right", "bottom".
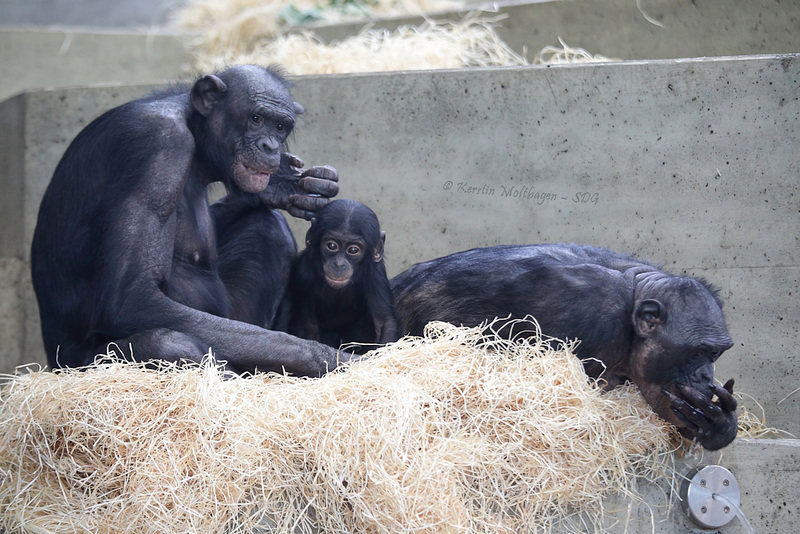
[
  {"left": 232, "top": 162, "right": 274, "bottom": 193},
  {"left": 325, "top": 277, "right": 351, "bottom": 290}
]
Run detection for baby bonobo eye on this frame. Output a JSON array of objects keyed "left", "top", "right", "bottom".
[
  {"left": 346, "top": 245, "right": 362, "bottom": 256},
  {"left": 324, "top": 241, "right": 339, "bottom": 252}
]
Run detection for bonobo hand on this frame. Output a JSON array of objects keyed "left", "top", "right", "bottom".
[
  {"left": 260, "top": 153, "right": 339, "bottom": 220},
  {"left": 664, "top": 379, "right": 738, "bottom": 451}
]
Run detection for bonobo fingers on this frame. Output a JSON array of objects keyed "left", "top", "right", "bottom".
[
  {"left": 281, "top": 152, "right": 305, "bottom": 171},
  {"left": 710, "top": 379, "right": 738, "bottom": 412},
  {"left": 664, "top": 389, "right": 706, "bottom": 431},
  {"left": 666, "top": 383, "right": 738, "bottom": 450},
  {"left": 301, "top": 164, "right": 339, "bottom": 181},
  {"left": 678, "top": 383, "right": 724, "bottom": 421},
  {"left": 299, "top": 167, "right": 340, "bottom": 196},
  {"left": 287, "top": 194, "right": 331, "bottom": 220}
]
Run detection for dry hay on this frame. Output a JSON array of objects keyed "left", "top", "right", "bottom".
[
  {"left": 194, "top": 18, "right": 527, "bottom": 75},
  {"left": 0, "top": 322, "right": 680, "bottom": 533},
  {"left": 173, "top": 0, "right": 462, "bottom": 62},
  {"left": 533, "top": 37, "right": 617, "bottom": 65}
]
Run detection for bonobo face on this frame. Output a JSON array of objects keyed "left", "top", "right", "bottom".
[
  {"left": 628, "top": 276, "right": 736, "bottom": 447},
  {"left": 320, "top": 231, "right": 366, "bottom": 289},
  {"left": 190, "top": 65, "right": 303, "bottom": 193}
]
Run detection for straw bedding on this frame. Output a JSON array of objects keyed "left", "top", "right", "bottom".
[
  {"left": 0, "top": 322, "right": 679, "bottom": 533},
  {"left": 185, "top": 17, "right": 528, "bottom": 75}
]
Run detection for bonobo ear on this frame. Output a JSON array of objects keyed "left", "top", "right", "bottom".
[
  {"left": 190, "top": 75, "right": 227, "bottom": 117},
  {"left": 634, "top": 299, "right": 665, "bottom": 337},
  {"left": 373, "top": 231, "right": 386, "bottom": 263},
  {"left": 293, "top": 102, "right": 305, "bottom": 115}
]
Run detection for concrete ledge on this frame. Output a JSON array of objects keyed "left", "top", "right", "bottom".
[
  {"left": 1, "top": 55, "right": 798, "bottom": 439},
  {"left": 601, "top": 438, "right": 800, "bottom": 533},
  {"left": 0, "top": 28, "right": 188, "bottom": 101},
  {"left": 307, "top": 0, "right": 800, "bottom": 61}
]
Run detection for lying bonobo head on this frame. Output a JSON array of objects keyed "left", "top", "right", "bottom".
[
  {"left": 189, "top": 65, "right": 304, "bottom": 194},
  {"left": 628, "top": 273, "right": 737, "bottom": 450}
]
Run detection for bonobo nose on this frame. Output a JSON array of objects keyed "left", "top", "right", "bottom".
[{"left": 261, "top": 138, "right": 280, "bottom": 154}]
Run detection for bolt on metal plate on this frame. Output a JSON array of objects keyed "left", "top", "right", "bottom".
[{"left": 680, "top": 465, "right": 741, "bottom": 529}]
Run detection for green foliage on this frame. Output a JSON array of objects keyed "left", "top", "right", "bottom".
[{"left": 280, "top": 0, "right": 382, "bottom": 26}]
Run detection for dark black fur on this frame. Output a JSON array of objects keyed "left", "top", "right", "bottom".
[
  {"left": 31, "top": 65, "right": 344, "bottom": 376},
  {"left": 391, "top": 244, "right": 738, "bottom": 450},
  {"left": 279, "top": 199, "right": 398, "bottom": 352}
]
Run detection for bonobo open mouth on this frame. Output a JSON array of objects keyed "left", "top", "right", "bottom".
[{"left": 232, "top": 162, "right": 274, "bottom": 193}]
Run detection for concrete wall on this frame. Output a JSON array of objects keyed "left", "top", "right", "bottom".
[
  {"left": 309, "top": 0, "right": 800, "bottom": 61},
  {"left": 0, "top": 0, "right": 185, "bottom": 29},
  {"left": 0, "top": 29, "right": 188, "bottom": 102}
]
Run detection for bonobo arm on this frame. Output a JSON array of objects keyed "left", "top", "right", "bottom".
[
  {"left": 367, "top": 277, "right": 399, "bottom": 345},
  {"left": 258, "top": 153, "right": 339, "bottom": 220},
  {"left": 97, "top": 126, "right": 342, "bottom": 376}
]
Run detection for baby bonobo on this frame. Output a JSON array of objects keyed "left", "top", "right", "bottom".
[{"left": 279, "top": 199, "right": 399, "bottom": 353}]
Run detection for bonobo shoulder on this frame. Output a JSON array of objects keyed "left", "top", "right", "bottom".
[{"left": 119, "top": 93, "right": 194, "bottom": 144}]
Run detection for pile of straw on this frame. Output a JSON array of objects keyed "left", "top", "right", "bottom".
[
  {"left": 0, "top": 322, "right": 678, "bottom": 533},
  {"left": 174, "top": 0, "right": 462, "bottom": 66},
  {"left": 195, "top": 18, "right": 527, "bottom": 75}
]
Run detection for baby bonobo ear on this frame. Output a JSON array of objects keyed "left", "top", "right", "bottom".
[
  {"left": 190, "top": 74, "right": 228, "bottom": 117},
  {"left": 373, "top": 231, "right": 386, "bottom": 263},
  {"left": 634, "top": 299, "right": 665, "bottom": 337},
  {"left": 293, "top": 102, "right": 305, "bottom": 115}
]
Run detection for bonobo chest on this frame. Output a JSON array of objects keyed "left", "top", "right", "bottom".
[
  {"left": 165, "top": 186, "right": 229, "bottom": 317},
  {"left": 316, "top": 285, "right": 365, "bottom": 329},
  {"left": 173, "top": 185, "right": 217, "bottom": 268}
]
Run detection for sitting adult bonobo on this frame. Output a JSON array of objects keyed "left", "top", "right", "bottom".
[
  {"left": 391, "top": 244, "right": 738, "bottom": 450},
  {"left": 278, "top": 199, "right": 399, "bottom": 353},
  {"left": 31, "top": 64, "right": 346, "bottom": 376}
]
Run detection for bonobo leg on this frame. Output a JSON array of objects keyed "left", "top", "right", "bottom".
[
  {"left": 84, "top": 329, "right": 209, "bottom": 367},
  {"left": 213, "top": 195, "right": 297, "bottom": 329}
]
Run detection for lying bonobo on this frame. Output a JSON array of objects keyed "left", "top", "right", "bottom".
[{"left": 391, "top": 244, "right": 738, "bottom": 450}]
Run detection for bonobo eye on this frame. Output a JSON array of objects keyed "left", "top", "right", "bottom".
[
  {"left": 699, "top": 347, "right": 723, "bottom": 362},
  {"left": 324, "top": 241, "right": 339, "bottom": 253},
  {"left": 250, "top": 114, "right": 264, "bottom": 125},
  {"left": 346, "top": 245, "right": 362, "bottom": 256},
  {"left": 276, "top": 123, "right": 286, "bottom": 132}
]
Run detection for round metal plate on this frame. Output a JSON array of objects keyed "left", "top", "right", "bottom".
[{"left": 680, "top": 465, "right": 741, "bottom": 529}]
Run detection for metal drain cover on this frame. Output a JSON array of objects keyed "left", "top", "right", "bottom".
[{"left": 680, "top": 465, "right": 741, "bottom": 529}]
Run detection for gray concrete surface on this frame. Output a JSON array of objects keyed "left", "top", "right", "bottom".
[
  {"left": 1, "top": 55, "right": 797, "bottom": 445},
  {"left": 0, "top": 0, "right": 186, "bottom": 29},
  {"left": 599, "top": 438, "right": 800, "bottom": 533},
  {"left": 309, "top": 0, "right": 800, "bottom": 61},
  {"left": 0, "top": 29, "right": 189, "bottom": 101}
]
